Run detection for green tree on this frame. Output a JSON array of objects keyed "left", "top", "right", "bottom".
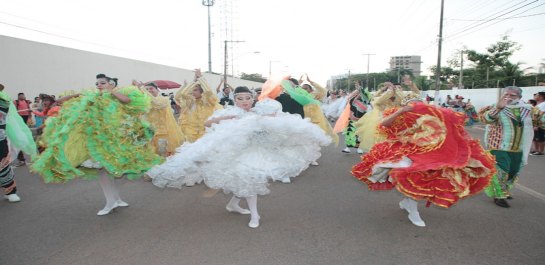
[{"left": 239, "top": 73, "right": 266, "bottom": 83}]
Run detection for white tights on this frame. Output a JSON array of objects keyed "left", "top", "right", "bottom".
[
  {"left": 97, "top": 171, "right": 128, "bottom": 216},
  {"left": 225, "top": 195, "right": 260, "bottom": 228},
  {"left": 399, "top": 197, "right": 425, "bottom": 227}
]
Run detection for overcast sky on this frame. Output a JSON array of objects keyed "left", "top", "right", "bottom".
[{"left": 1, "top": 0, "right": 544, "bottom": 85}]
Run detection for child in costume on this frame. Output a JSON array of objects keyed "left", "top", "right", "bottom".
[
  {"left": 352, "top": 100, "right": 495, "bottom": 227},
  {"left": 31, "top": 74, "right": 162, "bottom": 215},
  {"left": 300, "top": 74, "right": 339, "bottom": 148},
  {"left": 175, "top": 69, "right": 222, "bottom": 143},
  {"left": 147, "top": 86, "right": 331, "bottom": 228},
  {"left": 138, "top": 81, "right": 185, "bottom": 156}
]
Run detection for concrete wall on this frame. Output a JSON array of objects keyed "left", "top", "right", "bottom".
[
  {"left": 425, "top": 86, "right": 545, "bottom": 110},
  {"left": 0, "top": 35, "right": 263, "bottom": 99}
]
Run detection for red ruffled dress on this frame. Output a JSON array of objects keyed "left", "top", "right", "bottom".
[{"left": 352, "top": 102, "right": 495, "bottom": 208}]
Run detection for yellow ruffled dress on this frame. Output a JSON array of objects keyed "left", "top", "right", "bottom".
[
  {"left": 145, "top": 94, "right": 185, "bottom": 155},
  {"left": 175, "top": 78, "right": 222, "bottom": 143},
  {"left": 303, "top": 81, "right": 338, "bottom": 144}
]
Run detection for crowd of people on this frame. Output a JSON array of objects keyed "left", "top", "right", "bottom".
[{"left": 1, "top": 71, "right": 543, "bottom": 228}]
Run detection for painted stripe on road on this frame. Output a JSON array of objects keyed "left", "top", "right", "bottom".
[{"left": 515, "top": 183, "right": 545, "bottom": 202}]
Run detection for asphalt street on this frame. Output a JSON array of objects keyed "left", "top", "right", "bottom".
[{"left": 1, "top": 127, "right": 544, "bottom": 265}]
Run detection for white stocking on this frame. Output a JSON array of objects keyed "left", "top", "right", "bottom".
[
  {"left": 399, "top": 198, "right": 425, "bottom": 227},
  {"left": 97, "top": 171, "right": 128, "bottom": 216},
  {"left": 226, "top": 195, "right": 250, "bottom": 214},
  {"left": 245, "top": 195, "right": 260, "bottom": 228}
]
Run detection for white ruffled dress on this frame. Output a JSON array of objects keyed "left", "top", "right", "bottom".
[{"left": 147, "top": 99, "right": 331, "bottom": 197}]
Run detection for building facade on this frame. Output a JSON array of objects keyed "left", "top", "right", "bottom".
[{"left": 389, "top": 55, "right": 422, "bottom": 76}]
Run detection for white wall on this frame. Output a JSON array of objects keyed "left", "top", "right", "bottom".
[
  {"left": 0, "top": 35, "right": 263, "bottom": 99},
  {"left": 424, "top": 87, "right": 545, "bottom": 110}
]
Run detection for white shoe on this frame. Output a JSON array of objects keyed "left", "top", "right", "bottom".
[
  {"left": 115, "top": 200, "right": 129, "bottom": 207},
  {"left": 226, "top": 205, "right": 251, "bottom": 215},
  {"left": 342, "top": 147, "right": 351, "bottom": 153},
  {"left": 97, "top": 205, "right": 115, "bottom": 216},
  {"left": 4, "top": 194, "right": 21, "bottom": 203},
  {"left": 310, "top": 161, "right": 319, "bottom": 166},
  {"left": 357, "top": 148, "right": 364, "bottom": 154},
  {"left": 97, "top": 200, "right": 129, "bottom": 215},
  {"left": 248, "top": 215, "right": 260, "bottom": 228},
  {"left": 281, "top": 178, "right": 291, "bottom": 184},
  {"left": 399, "top": 198, "right": 426, "bottom": 227}
]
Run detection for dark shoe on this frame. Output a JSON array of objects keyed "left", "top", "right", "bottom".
[
  {"left": 494, "top": 198, "right": 510, "bottom": 208},
  {"left": 530, "top": 152, "right": 544, "bottom": 156}
]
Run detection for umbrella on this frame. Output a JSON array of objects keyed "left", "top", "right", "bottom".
[{"left": 145, "top": 80, "right": 181, "bottom": 89}]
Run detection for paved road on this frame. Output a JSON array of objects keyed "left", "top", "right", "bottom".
[{"left": 1, "top": 127, "right": 544, "bottom": 265}]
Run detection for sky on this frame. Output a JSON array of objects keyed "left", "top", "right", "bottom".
[{"left": 1, "top": 0, "right": 544, "bottom": 85}]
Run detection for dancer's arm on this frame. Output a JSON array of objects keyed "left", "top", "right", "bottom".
[
  {"left": 56, "top": 93, "right": 80, "bottom": 104},
  {"left": 204, "top": 115, "right": 236, "bottom": 127},
  {"left": 110, "top": 91, "right": 131, "bottom": 104},
  {"left": 381, "top": 105, "right": 414, "bottom": 127}
]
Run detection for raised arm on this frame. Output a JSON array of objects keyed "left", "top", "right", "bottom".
[{"left": 381, "top": 105, "right": 414, "bottom": 127}]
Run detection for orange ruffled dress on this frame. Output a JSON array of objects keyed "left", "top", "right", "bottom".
[{"left": 352, "top": 102, "right": 495, "bottom": 208}]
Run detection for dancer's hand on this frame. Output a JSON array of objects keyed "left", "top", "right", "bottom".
[
  {"left": 399, "top": 105, "right": 414, "bottom": 113},
  {"left": 496, "top": 97, "right": 508, "bottom": 109}
]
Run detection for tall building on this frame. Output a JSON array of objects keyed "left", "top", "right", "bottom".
[{"left": 389, "top": 55, "right": 422, "bottom": 76}]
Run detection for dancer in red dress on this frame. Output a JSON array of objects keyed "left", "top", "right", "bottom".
[{"left": 352, "top": 101, "right": 495, "bottom": 227}]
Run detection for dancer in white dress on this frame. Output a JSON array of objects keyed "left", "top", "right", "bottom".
[{"left": 147, "top": 86, "right": 331, "bottom": 228}]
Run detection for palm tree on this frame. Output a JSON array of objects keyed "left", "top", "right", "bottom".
[{"left": 501, "top": 62, "right": 524, "bottom": 86}]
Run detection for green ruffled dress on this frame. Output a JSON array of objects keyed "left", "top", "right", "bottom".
[{"left": 31, "top": 86, "right": 163, "bottom": 183}]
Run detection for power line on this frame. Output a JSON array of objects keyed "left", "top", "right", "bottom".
[
  {"left": 445, "top": 0, "right": 530, "bottom": 35},
  {"left": 447, "top": 1, "right": 545, "bottom": 42},
  {"left": 446, "top": 0, "right": 540, "bottom": 39},
  {"left": 412, "top": 0, "right": 521, "bottom": 55},
  {"left": 449, "top": 11, "right": 545, "bottom": 21}
]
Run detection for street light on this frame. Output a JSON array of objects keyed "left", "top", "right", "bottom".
[{"left": 202, "top": 0, "right": 215, "bottom": 73}]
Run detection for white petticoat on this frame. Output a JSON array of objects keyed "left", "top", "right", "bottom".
[
  {"left": 321, "top": 96, "right": 347, "bottom": 119},
  {"left": 148, "top": 99, "right": 331, "bottom": 197}
]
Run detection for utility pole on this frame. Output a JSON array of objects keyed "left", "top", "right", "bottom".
[
  {"left": 347, "top": 70, "right": 351, "bottom": 91},
  {"left": 363, "top": 53, "right": 375, "bottom": 89},
  {"left": 202, "top": 0, "right": 215, "bottom": 73},
  {"left": 459, "top": 50, "right": 464, "bottom": 89},
  {"left": 224, "top": 40, "right": 244, "bottom": 89},
  {"left": 486, "top": 66, "right": 490, "bottom": 87},
  {"left": 434, "top": 0, "right": 445, "bottom": 105},
  {"left": 269, "top": 60, "right": 280, "bottom": 77}
]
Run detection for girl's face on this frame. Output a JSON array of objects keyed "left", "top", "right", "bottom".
[
  {"left": 96, "top": 78, "right": 115, "bottom": 91},
  {"left": 302, "top": 84, "right": 313, "bottom": 93},
  {"left": 234, "top": 93, "right": 254, "bottom": 111},
  {"left": 192, "top": 85, "right": 203, "bottom": 99},
  {"left": 42, "top": 99, "right": 52, "bottom": 108},
  {"left": 146, "top": 86, "right": 159, "bottom": 97}
]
